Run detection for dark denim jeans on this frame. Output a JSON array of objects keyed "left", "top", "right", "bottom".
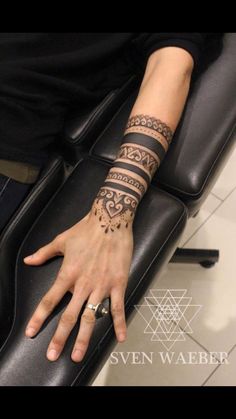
[{"left": 0, "top": 174, "right": 33, "bottom": 235}]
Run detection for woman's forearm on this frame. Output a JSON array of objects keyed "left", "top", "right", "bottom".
[
  {"left": 90, "top": 47, "right": 194, "bottom": 232},
  {"left": 131, "top": 46, "right": 194, "bottom": 130},
  {"left": 25, "top": 47, "right": 196, "bottom": 362}
]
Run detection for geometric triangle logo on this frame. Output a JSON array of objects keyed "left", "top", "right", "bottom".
[{"left": 134, "top": 289, "right": 202, "bottom": 350}]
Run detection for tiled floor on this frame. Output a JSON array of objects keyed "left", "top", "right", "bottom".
[{"left": 92, "top": 146, "right": 236, "bottom": 386}]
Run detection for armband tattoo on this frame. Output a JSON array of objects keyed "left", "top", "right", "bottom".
[
  {"left": 126, "top": 114, "right": 173, "bottom": 144},
  {"left": 92, "top": 115, "right": 172, "bottom": 233}
]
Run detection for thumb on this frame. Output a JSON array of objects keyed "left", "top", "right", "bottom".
[{"left": 24, "top": 238, "right": 63, "bottom": 265}]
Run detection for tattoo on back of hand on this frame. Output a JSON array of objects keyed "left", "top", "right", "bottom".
[{"left": 92, "top": 187, "right": 138, "bottom": 233}]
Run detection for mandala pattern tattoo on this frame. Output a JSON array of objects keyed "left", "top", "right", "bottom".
[
  {"left": 106, "top": 170, "right": 146, "bottom": 196},
  {"left": 93, "top": 115, "right": 171, "bottom": 233},
  {"left": 117, "top": 144, "right": 159, "bottom": 177},
  {"left": 93, "top": 187, "right": 138, "bottom": 233},
  {"left": 126, "top": 114, "right": 173, "bottom": 144}
]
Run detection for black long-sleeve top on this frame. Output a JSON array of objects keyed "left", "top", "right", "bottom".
[{"left": 0, "top": 33, "right": 214, "bottom": 166}]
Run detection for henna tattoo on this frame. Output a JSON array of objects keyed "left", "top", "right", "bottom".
[
  {"left": 104, "top": 181, "right": 141, "bottom": 201},
  {"left": 126, "top": 114, "right": 173, "bottom": 144},
  {"left": 124, "top": 125, "right": 169, "bottom": 152},
  {"left": 122, "top": 133, "right": 166, "bottom": 162},
  {"left": 106, "top": 170, "right": 146, "bottom": 197},
  {"left": 117, "top": 144, "right": 159, "bottom": 177},
  {"left": 112, "top": 161, "right": 151, "bottom": 185},
  {"left": 92, "top": 117, "right": 171, "bottom": 234},
  {"left": 92, "top": 187, "right": 138, "bottom": 233}
]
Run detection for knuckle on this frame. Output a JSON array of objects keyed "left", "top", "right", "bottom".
[
  {"left": 82, "top": 312, "right": 95, "bottom": 324},
  {"left": 75, "top": 339, "right": 87, "bottom": 351},
  {"left": 111, "top": 302, "right": 124, "bottom": 316},
  {"left": 51, "top": 337, "right": 63, "bottom": 349},
  {"left": 76, "top": 276, "right": 91, "bottom": 292},
  {"left": 30, "top": 317, "right": 41, "bottom": 328},
  {"left": 57, "top": 267, "right": 76, "bottom": 283},
  {"left": 95, "top": 283, "right": 108, "bottom": 294},
  {"left": 41, "top": 296, "right": 55, "bottom": 312},
  {"left": 57, "top": 270, "right": 70, "bottom": 283},
  {"left": 35, "top": 246, "right": 44, "bottom": 254},
  {"left": 116, "top": 272, "right": 127, "bottom": 283},
  {"left": 54, "top": 234, "right": 63, "bottom": 244},
  {"left": 57, "top": 269, "right": 66, "bottom": 281},
  {"left": 61, "top": 312, "right": 77, "bottom": 326},
  {"left": 114, "top": 274, "right": 127, "bottom": 285}
]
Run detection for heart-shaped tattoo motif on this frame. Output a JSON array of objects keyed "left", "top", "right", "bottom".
[
  {"left": 105, "top": 200, "right": 123, "bottom": 218},
  {"left": 128, "top": 149, "right": 142, "bottom": 161}
]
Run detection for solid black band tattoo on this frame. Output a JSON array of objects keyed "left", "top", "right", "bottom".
[
  {"left": 106, "top": 171, "right": 146, "bottom": 196},
  {"left": 124, "top": 125, "right": 169, "bottom": 151},
  {"left": 93, "top": 187, "right": 138, "bottom": 233},
  {"left": 123, "top": 132, "right": 166, "bottom": 162},
  {"left": 92, "top": 116, "right": 171, "bottom": 233},
  {"left": 117, "top": 144, "right": 159, "bottom": 178},
  {"left": 112, "top": 161, "right": 151, "bottom": 185},
  {"left": 126, "top": 114, "right": 173, "bottom": 144}
]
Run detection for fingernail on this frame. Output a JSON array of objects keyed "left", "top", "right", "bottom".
[
  {"left": 47, "top": 349, "right": 58, "bottom": 361},
  {"left": 24, "top": 254, "right": 34, "bottom": 261},
  {"left": 118, "top": 333, "right": 126, "bottom": 342},
  {"left": 25, "top": 327, "right": 36, "bottom": 337},
  {"left": 72, "top": 349, "right": 83, "bottom": 362}
]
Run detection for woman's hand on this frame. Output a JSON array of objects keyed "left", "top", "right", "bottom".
[{"left": 24, "top": 209, "right": 134, "bottom": 362}]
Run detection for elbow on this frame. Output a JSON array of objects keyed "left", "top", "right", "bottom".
[{"left": 146, "top": 46, "right": 195, "bottom": 80}]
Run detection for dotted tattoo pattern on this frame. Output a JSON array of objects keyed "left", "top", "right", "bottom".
[
  {"left": 93, "top": 115, "right": 172, "bottom": 233},
  {"left": 124, "top": 125, "right": 169, "bottom": 152},
  {"left": 106, "top": 171, "right": 146, "bottom": 196},
  {"left": 126, "top": 114, "right": 173, "bottom": 144}
]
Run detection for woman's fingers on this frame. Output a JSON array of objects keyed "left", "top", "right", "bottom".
[
  {"left": 25, "top": 281, "right": 68, "bottom": 338},
  {"left": 23, "top": 235, "right": 63, "bottom": 265},
  {"left": 46, "top": 283, "right": 90, "bottom": 361},
  {"left": 110, "top": 287, "right": 126, "bottom": 342},
  {"left": 25, "top": 262, "right": 71, "bottom": 337},
  {"left": 71, "top": 289, "right": 105, "bottom": 363}
]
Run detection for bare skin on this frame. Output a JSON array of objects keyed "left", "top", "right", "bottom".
[{"left": 24, "top": 46, "right": 194, "bottom": 362}]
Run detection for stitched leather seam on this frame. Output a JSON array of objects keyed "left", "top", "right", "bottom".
[{"left": 0, "top": 177, "right": 11, "bottom": 199}]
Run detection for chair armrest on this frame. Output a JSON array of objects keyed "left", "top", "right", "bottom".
[
  {"left": 0, "top": 154, "right": 65, "bottom": 344},
  {"left": 60, "top": 76, "right": 138, "bottom": 163}
]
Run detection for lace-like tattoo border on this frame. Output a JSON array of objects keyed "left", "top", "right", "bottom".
[
  {"left": 106, "top": 171, "right": 146, "bottom": 197},
  {"left": 126, "top": 114, "right": 173, "bottom": 144},
  {"left": 94, "top": 187, "right": 138, "bottom": 233}
]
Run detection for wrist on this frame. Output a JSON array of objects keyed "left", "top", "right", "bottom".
[{"left": 89, "top": 185, "right": 136, "bottom": 234}]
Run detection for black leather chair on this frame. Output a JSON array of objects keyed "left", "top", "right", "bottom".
[
  {"left": 0, "top": 154, "right": 65, "bottom": 344},
  {"left": 0, "top": 33, "right": 235, "bottom": 386}
]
